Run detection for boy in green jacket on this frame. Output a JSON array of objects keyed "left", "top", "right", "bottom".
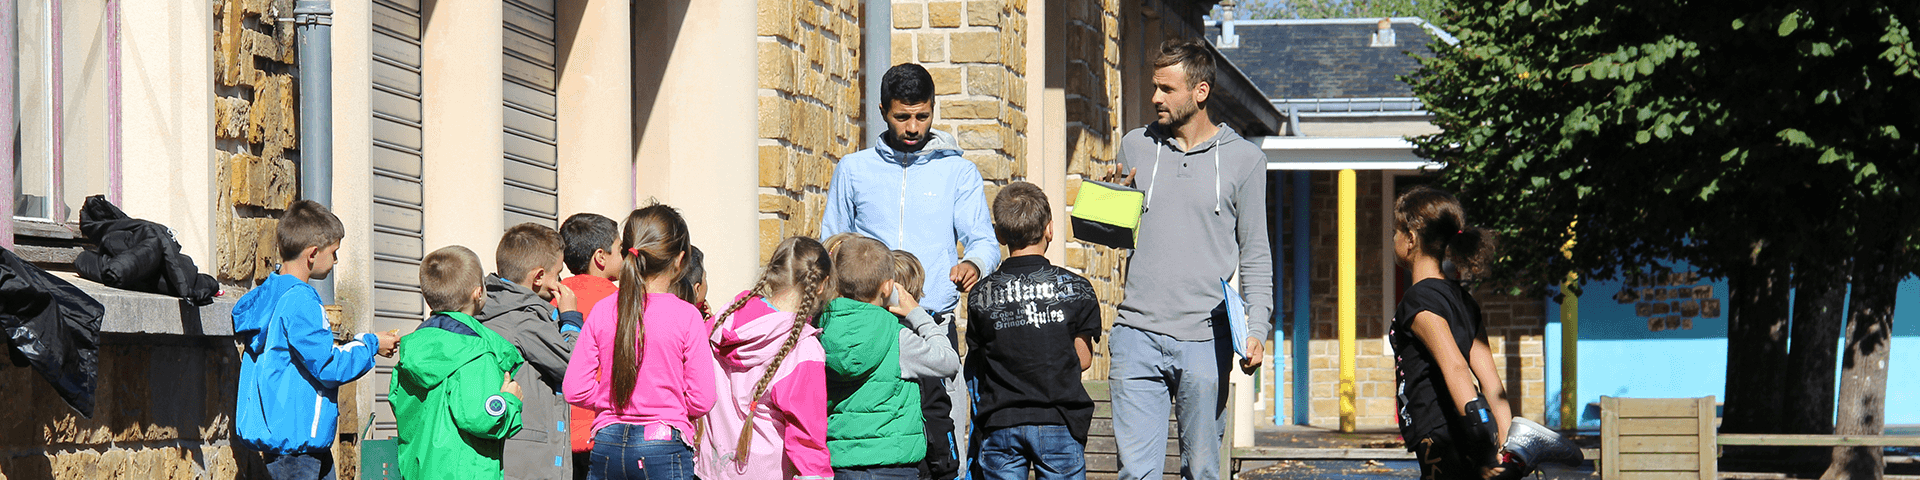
[
  {"left": 391, "top": 245, "right": 526, "bottom": 479},
  {"left": 820, "top": 236, "right": 960, "bottom": 479}
]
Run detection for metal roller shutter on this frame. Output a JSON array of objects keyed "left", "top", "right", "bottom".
[
  {"left": 368, "top": 0, "right": 424, "bottom": 440},
  {"left": 503, "top": 0, "right": 558, "bottom": 228}
]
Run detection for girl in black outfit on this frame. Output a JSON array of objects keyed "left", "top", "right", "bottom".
[{"left": 1390, "top": 186, "right": 1511, "bottom": 480}]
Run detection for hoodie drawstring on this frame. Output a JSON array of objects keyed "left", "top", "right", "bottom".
[{"left": 1144, "top": 129, "right": 1228, "bottom": 215}]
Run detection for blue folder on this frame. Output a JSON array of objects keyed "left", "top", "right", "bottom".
[{"left": 1222, "top": 278, "right": 1250, "bottom": 358}]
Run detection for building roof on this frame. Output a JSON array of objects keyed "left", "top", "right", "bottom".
[{"left": 1208, "top": 17, "right": 1453, "bottom": 100}]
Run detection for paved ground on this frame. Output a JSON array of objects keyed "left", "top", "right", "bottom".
[{"left": 1234, "top": 426, "right": 1600, "bottom": 480}]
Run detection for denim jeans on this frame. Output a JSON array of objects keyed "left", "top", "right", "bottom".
[
  {"left": 970, "top": 425, "right": 1086, "bottom": 480},
  {"left": 263, "top": 449, "right": 336, "bottom": 480},
  {"left": 1107, "top": 324, "right": 1229, "bottom": 480},
  {"left": 834, "top": 465, "right": 921, "bottom": 480},
  {"left": 588, "top": 424, "right": 695, "bottom": 480}
]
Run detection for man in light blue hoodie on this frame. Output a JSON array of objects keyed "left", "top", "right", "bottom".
[
  {"left": 234, "top": 200, "right": 399, "bottom": 480},
  {"left": 821, "top": 62, "right": 998, "bottom": 480}
]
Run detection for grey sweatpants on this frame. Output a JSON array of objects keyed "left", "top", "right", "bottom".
[{"left": 1107, "top": 324, "right": 1230, "bottom": 480}]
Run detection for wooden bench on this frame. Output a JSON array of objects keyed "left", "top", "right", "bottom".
[{"left": 1599, "top": 396, "right": 1920, "bottom": 479}]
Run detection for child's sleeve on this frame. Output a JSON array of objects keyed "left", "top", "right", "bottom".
[
  {"left": 283, "top": 290, "right": 378, "bottom": 388},
  {"left": 563, "top": 310, "right": 607, "bottom": 411},
  {"left": 681, "top": 320, "right": 717, "bottom": 419},
  {"left": 508, "top": 312, "right": 576, "bottom": 393},
  {"left": 896, "top": 308, "right": 960, "bottom": 379},
  {"left": 450, "top": 355, "right": 524, "bottom": 440},
  {"left": 773, "top": 360, "right": 832, "bottom": 479}
]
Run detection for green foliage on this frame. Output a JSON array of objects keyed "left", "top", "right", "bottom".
[
  {"left": 1229, "top": 0, "right": 1453, "bottom": 25},
  {"left": 1404, "top": 0, "right": 1920, "bottom": 295}
]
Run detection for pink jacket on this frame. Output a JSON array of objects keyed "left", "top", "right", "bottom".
[
  {"left": 564, "top": 293, "right": 716, "bottom": 438},
  {"left": 696, "top": 292, "right": 832, "bottom": 480}
]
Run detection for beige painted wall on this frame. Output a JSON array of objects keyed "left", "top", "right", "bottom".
[
  {"left": 421, "top": 0, "right": 507, "bottom": 263},
  {"left": 329, "top": 0, "right": 379, "bottom": 432},
  {"left": 117, "top": 0, "right": 216, "bottom": 264},
  {"left": 632, "top": 0, "right": 760, "bottom": 296},
  {"left": 557, "top": 0, "right": 635, "bottom": 221}
]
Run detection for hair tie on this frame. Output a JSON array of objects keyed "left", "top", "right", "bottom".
[
  {"left": 1456, "top": 229, "right": 1463, "bottom": 235},
  {"left": 628, "top": 247, "right": 640, "bottom": 257}
]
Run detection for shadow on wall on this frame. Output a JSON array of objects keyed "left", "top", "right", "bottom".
[
  {"left": 626, "top": 0, "right": 691, "bottom": 166},
  {"left": 0, "top": 338, "right": 271, "bottom": 478}
]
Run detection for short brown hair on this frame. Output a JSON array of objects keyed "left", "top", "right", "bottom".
[
  {"left": 993, "top": 182, "right": 1050, "bottom": 249},
  {"left": 832, "top": 236, "right": 894, "bottom": 302},
  {"left": 496, "top": 223, "right": 565, "bottom": 284},
  {"left": 891, "top": 250, "right": 925, "bottom": 300},
  {"left": 421, "top": 245, "right": 486, "bottom": 313},
  {"left": 277, "top": 200, "right": 346, "bottom": 261},
  {"left": 1154, "top": 37, "right": 1215, "bottom": 89}
]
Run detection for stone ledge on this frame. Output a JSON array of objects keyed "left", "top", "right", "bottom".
[{"left": 51, "top": 272, "right": 238, "bottom": 337}]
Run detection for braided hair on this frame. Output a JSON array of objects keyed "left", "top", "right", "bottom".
[{"left": 708, "top": 236, "right": 832, "bottom": 462}]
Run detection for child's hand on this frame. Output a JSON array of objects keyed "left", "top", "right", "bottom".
[
  {"left": 554, "top": 282, "right": 578, "bottom": 314},
  {"left": 885, "top": 283, "right": 921, "bottom": 317},
  {"left": 501, "top": 372, "right": 522, "bottom": 398},
  {"left": 376, "top": 330, "right": 402, "bottom": 357}
]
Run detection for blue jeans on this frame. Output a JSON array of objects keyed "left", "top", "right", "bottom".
[
  {"left": 970, "top": 425, "right": 1086, "bottom": 480},
  {"left": 1107, "top": 324, "right": 1229, "bottom": 480},
  {"left": 834, "top": 465, "right": 920, "bottom": 480},
  {"left": 263, "top": 449, "right": 336, "bottom": 480},
  {"left": 588, "top": 424, "right": 695, "bottom": 480}
]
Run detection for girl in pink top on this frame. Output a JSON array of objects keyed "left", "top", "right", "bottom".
[
  {"left": 564, "top": 204, "right": 715, "bottom": 480},
  {"left": 697, "top": 237, "right": 835, "bottom": 480}
]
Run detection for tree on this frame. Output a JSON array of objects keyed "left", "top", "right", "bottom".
[{"left": 1404, "top": 0, "right": 1920, "bottom": 477}]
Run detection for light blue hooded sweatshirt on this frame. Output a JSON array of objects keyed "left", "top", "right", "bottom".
[
  {"left": 822, "top": 129, "right": 1001, "bottom": 314},
  {"left": 234, "top": 272, "right": 380, "bottom": 454}
]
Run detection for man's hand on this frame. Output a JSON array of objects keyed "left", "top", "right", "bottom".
[
  {"left": 1102, "top": 164, "right": 1138, "bottom": 187},
  {"left": 501, "top": 372, "right": 522, "bottom": 398},
  {"left": 553, "top": 282, "right": 578, "bottom": 314},
  {"left": 1240, "top": 336, "right": 1265, "bottom": 372},
  {"left": 376, "top": 330, "right": 402, "bottom": 358},
  {"left": 885, "top": 283, "right": 922, "bottom": 317},
  {"left": 951, "top": 262, "right": 982, "bottom": 292}
]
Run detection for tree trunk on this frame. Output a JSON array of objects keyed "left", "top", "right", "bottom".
[
  {"left": 1721, "top": 245, "right": 1792, "bottom": 469},
  {"left": 1823, "top": 250, "right": 1896, "bottom": 480},
  {"left": 1785, "top": 264, "right": 1846, "bottom": 474}
]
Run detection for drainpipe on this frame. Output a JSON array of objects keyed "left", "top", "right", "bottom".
[
  {"left": 862, "top": 0, "right": 890, "bottom": 148},
  {"left": 290, "top": 0, "right": 334, "bottom": 302},
  {"left": 2, "top": 0, "right": 15, "bottom": 249}
]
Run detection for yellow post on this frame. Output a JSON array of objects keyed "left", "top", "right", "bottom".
[
  {"left": 1337, "top": 169, "right": 1357, "bottom": 432},
  {"left": 1559, "top": 221, "right": 1580, "bottom": 429}
]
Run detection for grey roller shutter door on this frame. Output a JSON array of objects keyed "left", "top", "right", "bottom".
[
  {"left": 368, "top": 0, "right": 424, "bottom": 440},
  {"left": 503, "top": 0, "right": 559, "bottom": 228}
]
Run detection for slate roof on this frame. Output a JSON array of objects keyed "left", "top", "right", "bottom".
[{"left": 1207, "top": 18, "right": 1450, "bottom": 100}]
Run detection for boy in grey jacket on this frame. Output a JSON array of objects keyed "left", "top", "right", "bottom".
[{"left": 477, "top": 223, "right": 583, "bottom": 479}]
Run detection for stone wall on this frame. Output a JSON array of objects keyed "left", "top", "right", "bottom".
[
  {"left": 755, "top": 0, "right": 865, "bottom": 261},
  {"left": 1056, "top": 0, "right": 1126, "bottom": 380},
  {"left": 1281, "top": 171, "right": 1548, "bottom": 428},
  {"left": 213, "top": 0, "right": 301, "bottom": 289},
  {"left": 0, "top": 339, "right": 261, "bottom": 479},
  {"left": 890, "top": 0, "right": 1029, "bottom": 198}
]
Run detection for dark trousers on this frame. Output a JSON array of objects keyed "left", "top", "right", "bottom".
[
  {"left": 918, "top": 313, "right": 961, "bottom": 480},
  {"left": 263, "top": 449, "right": 336, "bottom": 480}
]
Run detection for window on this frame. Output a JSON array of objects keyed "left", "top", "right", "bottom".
[{"left": 8, "top": 0, "right": 118, "bottom": 227}]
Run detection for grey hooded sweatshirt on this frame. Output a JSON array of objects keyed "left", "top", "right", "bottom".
[
  {"left": 1115, "top": 123, "right": 1275, "bottom": 342},
  {"left": 476, "top": 274, "right": 583, "bottom": 479}
]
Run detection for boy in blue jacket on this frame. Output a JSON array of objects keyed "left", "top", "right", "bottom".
[{"left": 234, "top": 200, "right": 400, "bottom": 479}]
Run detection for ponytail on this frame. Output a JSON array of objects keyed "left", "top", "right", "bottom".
[
  {"left": 1445, "top": 225, "right": 1497, "bottom": 281},
  {"left": 1395, "top": 186, "right": 1498, "bottom": 280},
  {"left": 608, "top": 204, "right": 690, "bottom": 411}
]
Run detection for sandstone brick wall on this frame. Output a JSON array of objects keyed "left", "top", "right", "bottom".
[
  {"left": 1055, "top": 0, "right": 1127, "bottom": 380},
  {"left": 213, "top": 0, "right": 301, "bottom": 289},
  {"left": 756, "top": 0, "right": 865, "bottom": 261},
  {"left": 0, "top": 341, "right": 262, "bottom": 479},
  {"left": 890, "top": 0, "right": 1029, "bottom": 198},
  {"left": 1278, "top": 171, "right": 1548, "bottom": 428}
]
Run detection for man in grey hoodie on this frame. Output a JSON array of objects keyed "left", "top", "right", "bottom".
[
  {"left": 477, "top": 223, "right": 584, "bottom": 479},
  {"left": 1104, "top": 38, "right": 1273, "bottom": 480}
]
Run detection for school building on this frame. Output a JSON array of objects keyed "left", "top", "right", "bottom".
[{"left": 0, "top": 0, "right": 1287, "bottom": 476}]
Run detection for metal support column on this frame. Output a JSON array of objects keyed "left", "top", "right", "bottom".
[
  {"left": 1337, "top": 169, "right": 1357, "bottom": 432},
  {"left": 1290, "top": 170, "right": 1310, "bottom": 425}
]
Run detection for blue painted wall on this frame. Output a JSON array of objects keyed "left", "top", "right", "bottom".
[{"left": 1545, "top": 267, "right": 1919, "bottom": 428}]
